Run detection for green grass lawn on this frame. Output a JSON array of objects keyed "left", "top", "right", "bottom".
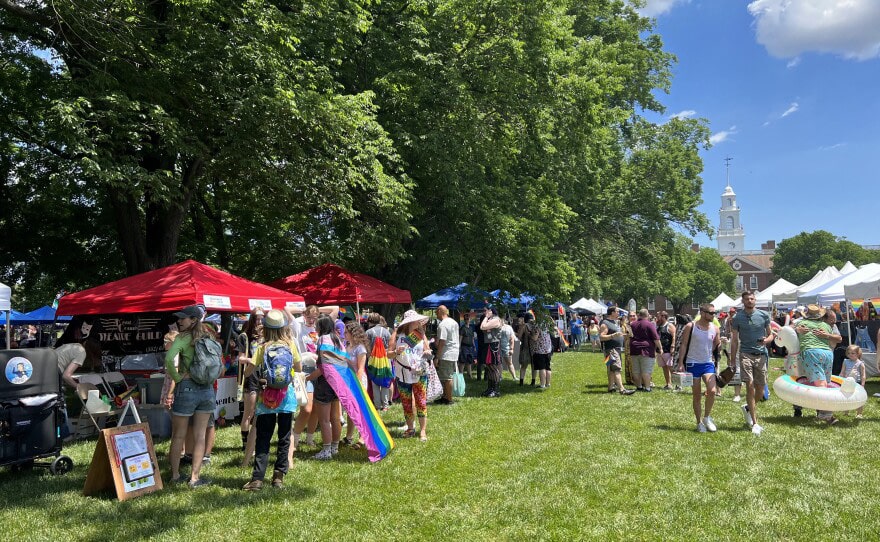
[{"left": 2, "top": 351, "right": 880, "bottom": 541}]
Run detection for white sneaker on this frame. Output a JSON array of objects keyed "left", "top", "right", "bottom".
[
  {"left": 733, "top": 395, "right": 741, "bottom": 403},
  {"left": 313, "top": 449, "right": 333, "bottom": 460},
  {"left": 741, "top": 404, "right": 754, "bottom": 427},
  {"left": 752, "top": 423, "right": 763, "bottom": 436},
  {"left": 703, "top": 416, "right": 717, "bottom": 432},
  {"left": 697, "top": 422, "right": 707, "bottom": 433}
]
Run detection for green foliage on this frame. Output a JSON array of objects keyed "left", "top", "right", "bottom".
[
  {"left": 773, "top": 230, "right": 876, "bottom": 285},
  {"left": 1, "top": 0, "right": 713, "bottom": 307}
]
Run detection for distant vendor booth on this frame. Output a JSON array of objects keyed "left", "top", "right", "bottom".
[{"left": 56, "top": 260, "right": 305, "bottom": 436}]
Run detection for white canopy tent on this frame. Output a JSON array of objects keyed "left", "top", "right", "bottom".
[
  {"left": 709, "top": 292, "right": 737, "bottom": 311},
  {"left": 570, "top": 297, "right": 607, "bottom": 315},
  {"left": 0, "top": 281, "right": 11, "bottom": 349},
  {"left": 753, "top": 278, "right": 798, "bottom": 308},
  {"left": 772, "top": 265, "right": 841, "bottom": 305},
  {"left": 798, "top": 264, "right": 880, "bottom": 305},
  {"left": 844, "top": 271, "right": 880, "bottom": 301},
  {"left": 840, "top": 261, "right": 858, "bottom": 274}
]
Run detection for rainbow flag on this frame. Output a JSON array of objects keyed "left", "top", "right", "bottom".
[
  {"left": 557, "top": 328, "right": 570, "bottom": 348},
  {"left": 319, "top": 343, "right": 394, "bottom": 462}
]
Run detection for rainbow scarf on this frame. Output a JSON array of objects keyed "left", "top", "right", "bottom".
[
  {"left": 319, "top": 342, "right": 394, "bottom": 462},
  {"left": 402, "top": 331, "right": 422, "bottom": 349}
]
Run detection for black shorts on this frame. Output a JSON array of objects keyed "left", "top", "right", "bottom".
[
  {"left": 313, "top": 375, "right": 337, "bottom": 404},
  {"left": 533, "top": 353, "right": 551, "bottom": 371},
  {"left": 244, "top": 372, "right": 261, "bottom": 393}
]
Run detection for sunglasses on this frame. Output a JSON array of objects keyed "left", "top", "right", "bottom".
[{"left": 702, "top": 310, "right": 716, "bottom": 315}]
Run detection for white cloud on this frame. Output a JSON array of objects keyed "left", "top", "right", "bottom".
[
  {"left": 780, "top": 102, "right": 799, "bottom": 118},
  {"left": 669, "top": 109, "right": 697, "bottom": 120},
  {"left": 636, "top": 0, "right": 690, "bottom": 17},
  {"left": 748, "top": 0, "right": 880, "bottom": 60},
  {"left": 709, "top": 126, "right": 737, "bottom": 145},
  {"left": 819, "top": 142, "right": 846, "bottom": 150},
  {"left": 786, "top": 56, "right": 801, "bottom": 68}
]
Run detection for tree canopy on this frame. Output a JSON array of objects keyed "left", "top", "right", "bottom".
[
  {"left": 1, "top": 0, "right": 714, "bottom": 310},
  {"left": 773, "top": 230, "right": 879, "bottom": 285}
]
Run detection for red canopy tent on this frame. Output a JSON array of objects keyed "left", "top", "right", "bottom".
[
  {"left": 271, "top": 263, "right": 411, "bottom": 306},
  {"left": 57, "top": 259, "right": 305, "bottom": 315}
]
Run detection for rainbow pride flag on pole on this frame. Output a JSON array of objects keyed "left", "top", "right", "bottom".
[{"left": 319, "top": 343, "right": 394, "bottom": 462}]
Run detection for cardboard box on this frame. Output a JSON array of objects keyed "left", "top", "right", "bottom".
[{"left": 672, "top": 372, "right": 693, "bottom": 388}]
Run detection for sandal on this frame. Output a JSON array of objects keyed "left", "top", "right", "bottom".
[
  {"left": 401, "top": 429, "right": 415, "bottom": 438},
  {"left": 419, "top": 435, "right": 428, "bottom": 442},
  {"left": 340, "top": 437, "right": 352, "bottom": 446}
]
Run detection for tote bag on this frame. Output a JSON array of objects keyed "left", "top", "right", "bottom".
[
  {"left": 426, "top": 363, "right": 443, "bottom": 402},
  {"left": 452, "top": 365, "right": 466, "bottom": 397}
]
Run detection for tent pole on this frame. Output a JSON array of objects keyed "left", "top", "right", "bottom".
[
  {"left": 356, "top": 301, "right": 360, "bottom": 321},
  {"left": 4, "top": 311, "right": 9, "bottom": 350}
]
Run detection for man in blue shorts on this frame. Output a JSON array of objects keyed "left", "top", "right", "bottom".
[{"left": 677, "top": 304, "right": 722, "bottom": 432}]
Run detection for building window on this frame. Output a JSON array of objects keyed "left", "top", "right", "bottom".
[
  {"left": 691, "top": 300, "right": 699, "bottom": 310},
  {"left": 750, "top": 275, "right": 758, "bottom": 290},
  {"left": 736, "top": 276, "right": 744, "bottom": 292},
  {"left": 727, "top": 198, "right": 733, "bottom": 207},
  {"left": 726, "top": 216, "right": 734, "bottom": 229},
  {"left": 665, "top": 299, "right": 673, "bottom": 310},
  {"left": 647, "top": 299, "right": 655, "bottom": 311}
]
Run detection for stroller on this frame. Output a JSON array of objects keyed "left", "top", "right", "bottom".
[{"left": 0, "top": 348, "right": 73, "bottom": 475}]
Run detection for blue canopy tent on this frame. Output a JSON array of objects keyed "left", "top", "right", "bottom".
[
  {"left": 488, "top": 290, "right": 537, "bottom": 309},
  {"left": 23, "top": 305, "right": 72, "bottom": 324},
  {"left": 415, "top": 283, "right": 492, "bottom": 310},
  {"left": 0, "top": 309, "right": 28, "bottom": 325}
]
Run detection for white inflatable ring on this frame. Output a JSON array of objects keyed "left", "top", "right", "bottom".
[{"left": 773, "top": 374, "right": 867, "bottom": 412}]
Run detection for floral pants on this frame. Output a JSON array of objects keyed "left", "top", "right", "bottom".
[{"left": 397, "top": 377, "right": 428, "bottom": 421}]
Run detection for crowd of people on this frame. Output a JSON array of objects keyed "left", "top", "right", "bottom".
[
  {"left": 49, "top": 289, "right": 877, "bottom": 489},
  {"left": 589, "top": 291, "right": 875, "bottom": 436}
]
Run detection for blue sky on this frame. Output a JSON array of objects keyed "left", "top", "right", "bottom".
[{"left": 638, "top": 0, "right": 880, "bottom": 250}]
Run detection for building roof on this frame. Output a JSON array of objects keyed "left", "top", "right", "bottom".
[{"left": 724, "top": 253, "right": 775, "bottom": 273}]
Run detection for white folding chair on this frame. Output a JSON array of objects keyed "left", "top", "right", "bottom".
[
  {"left": 73, "top": 383, "right": 122, "bottom": 440},
  {"left": 101, "top": 371, "right": 130, "bottom": 399},
  {"left": 76, "top": 373, "right": 112, "bottom": 397}
]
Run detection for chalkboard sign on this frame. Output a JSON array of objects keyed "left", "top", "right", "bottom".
[{"left": 83, "top": 423, "right": 163, "bottom": 500}]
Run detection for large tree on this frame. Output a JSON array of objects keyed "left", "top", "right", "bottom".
[
  {"left": 773, "top": 230, "right": 876, "bottom": 285},
  {"left": 0, "top": 0, "right": 412, "bottom": 303},
  {"left": 2, "top": 0, "right": 714, "bottom": 309}
]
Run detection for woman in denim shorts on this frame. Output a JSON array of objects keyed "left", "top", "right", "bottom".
[{"left": 164, "top": 305, "right": 215, "bottom": 487}]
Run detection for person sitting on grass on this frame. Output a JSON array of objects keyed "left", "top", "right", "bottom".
[{"left": 677, "top": 304, "right": 721, "bottom": 433}]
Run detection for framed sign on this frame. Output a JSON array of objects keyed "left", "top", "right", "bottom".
[{"left": 83, "top": 423, "right": 163, "bottom": 500}]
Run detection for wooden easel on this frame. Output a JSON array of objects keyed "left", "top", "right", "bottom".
[{"left": 83, "top": 400, "right": 163, "bottom": 500}]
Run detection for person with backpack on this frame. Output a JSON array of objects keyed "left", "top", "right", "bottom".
[
  {"left": 656, "top": 311, "right": 676, "bottom": 390},
  {"left": 164, "top": 305, "right": 218, "bottom": 488},
  {"left": 364, "top": 312, "right": 392, "bottom": 411},
  {"left": 240, "top": 309, "right": 301, "bottom": 490},
  {"left": 342, "top": 320, "right": 370, "bottom": 448},
  {"left": 306, "top": 315, "right": 346, "bottom": 459},
  {"left": 600, "top": 306, "right": 635, "bottom": 396}
]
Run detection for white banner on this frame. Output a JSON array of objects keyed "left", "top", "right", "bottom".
[{"left": 214, "top": 376, "right": 239, "bottom": 419}]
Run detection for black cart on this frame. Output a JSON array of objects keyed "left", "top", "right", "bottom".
[{"left": 0, "top": 348, "right": 73, "bottom": 474}]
